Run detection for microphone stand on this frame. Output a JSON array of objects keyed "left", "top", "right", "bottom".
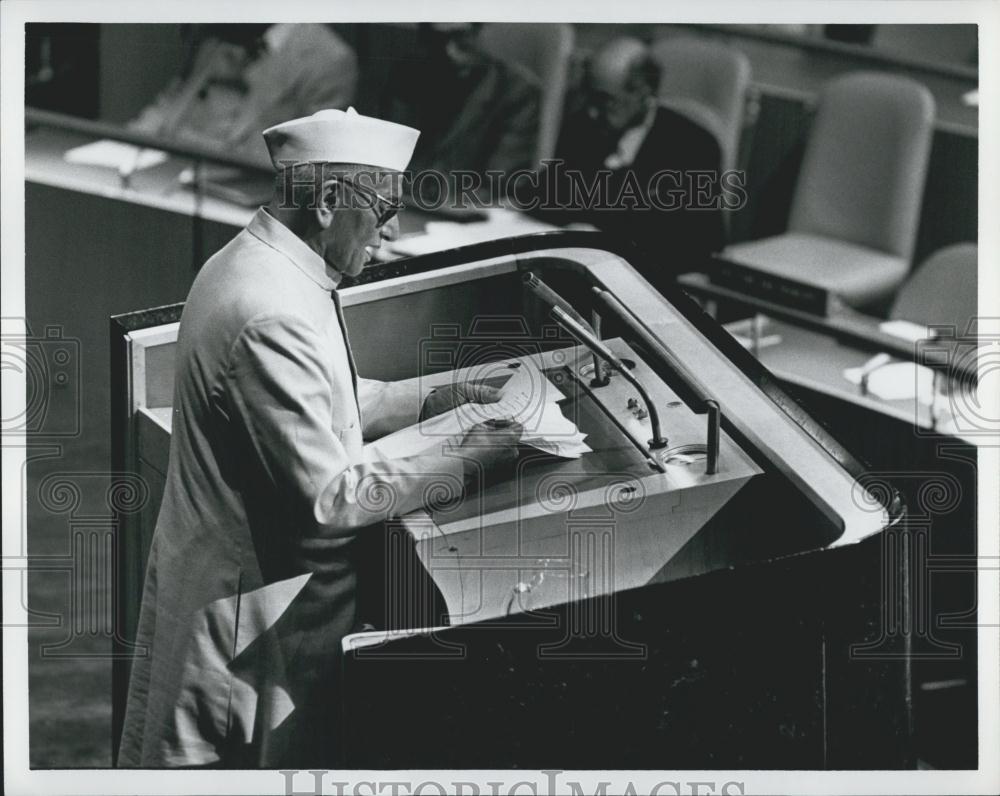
[
  {"left": 523, "top": 272, "right": 608, "bottom": 387},
  {"left": 550, "top": 306, "right": 669, "bottom": 451}
]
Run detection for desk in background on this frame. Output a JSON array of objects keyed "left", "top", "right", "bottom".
[
  {"left": 678, "top": 269, "right": 983, "bottom": 444},
  {"left": 678, "top": 266, "right": 983, "bottom": 769},
  {"left": 25, "top": 125, "right": 253, "bottom": 476}
]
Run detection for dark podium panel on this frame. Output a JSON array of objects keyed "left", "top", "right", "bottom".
[{"left": 341, "top": 534, "right": 914, "bottom": 769}]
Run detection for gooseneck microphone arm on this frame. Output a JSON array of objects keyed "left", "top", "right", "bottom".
[
  {"left": 592, "top": 288, "right": 721, "bottom": 475},
  {"left": 550, "top": 306, "right": 669, "bottom": 451},
  {"left": 522, "top": 272, "right": 608, "bottom": 387}
]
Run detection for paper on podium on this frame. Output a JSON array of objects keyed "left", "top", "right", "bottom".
[
  {"left": 364, "top": 362, "right": 591, "bottom": 462},
  {"left": 64, "top": 139, "right": 168, "bottom": 172}
]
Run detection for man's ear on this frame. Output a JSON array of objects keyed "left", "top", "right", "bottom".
[{"left": 315, "top": 178, "right": 339, "bottom": 229}]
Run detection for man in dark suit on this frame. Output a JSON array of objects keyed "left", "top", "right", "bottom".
[
  {"left": 376, "top": 23, "right": 540, "bottom": 205},
  {"left": 129, "top": 24, "right": 359, "bottom": 168},
  {"left": 532, "top": 37, "right": 726, "bottom": 292}
]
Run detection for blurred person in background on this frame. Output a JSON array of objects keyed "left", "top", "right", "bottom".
[
  {"left": 376, "top": 22, "right": 540, "bottom": 205},
  {"left": 129, "top": 24, "right": 358, "bottom": 167},
  {"left": 532, "top": 37, "right": 726, "bottom": 292}
]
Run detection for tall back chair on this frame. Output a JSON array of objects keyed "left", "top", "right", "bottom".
[
  {"left": 724, "top": 71, "right": 936, "bottom": 311},
  {"left": 649, "top": 36, "right": 751, "bottom": 173},
  {"left": 890, "top": 242, "right": 977, "bottom": 329},
  {"left": 789, "top": 71, "right": 935, "bottom": 263},
  {"left": 480, "top": 23, "right": 575, "bottom": 164}
]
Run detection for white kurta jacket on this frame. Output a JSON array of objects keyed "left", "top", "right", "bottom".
[{"left": 118, "top": 209, "right": 464, "bottom": 767}]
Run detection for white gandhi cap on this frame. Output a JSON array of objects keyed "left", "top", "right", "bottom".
[{"left": 262, "top": 107, "right": 420, "bottom": 172}]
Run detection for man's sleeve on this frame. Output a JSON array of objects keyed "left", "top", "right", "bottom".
[
  {"left": 295, "top": 34, "right": 359, "bottom": 112},
  {"left": 226, "top": 316, "right": 466, "bottom": 538},
  {"left": 487, "top": 73, "right": 541, "bottom": 175},
  {"left": 357, "top": 377, "right": 430, "bottom": 440},
  {"left": 127, "top": 40, "right": 217, "bottom": 133}
]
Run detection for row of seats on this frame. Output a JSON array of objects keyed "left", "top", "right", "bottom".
[
  {"left": 480, "top": 27, "right": 751, "bottom": 171},
  {"left": 724, "top": 71, "right": 937, "bottom": 312},
  {"left": 484, "top": 25, "right": 973, "bottom": 322}
]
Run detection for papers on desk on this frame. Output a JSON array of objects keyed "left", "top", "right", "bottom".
[
  {"left": 844, "top": 354, "right": 936, "bottom": 403},
  {"left": 879, "top": 319, "right": 935, "bottom": 344},
  {"left": 64, "top": 139, "right": 167, "bottom": 173},
  {"left": 364, "top": 362, "right": 590, "bottom": 462},
  {"left": 389, "top": 208, "right": 552, "bottom": 257},
  {"left": 723, "top": 317, "right": 783, "bottom": 352}
]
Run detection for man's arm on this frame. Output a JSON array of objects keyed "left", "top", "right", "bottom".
[
  {"left": 294, "top": 30, "right": 359, "bottom": 113},
  {"left": 357, "top": 377, "right": 427, "bottom": 440},
  {"left": 486, "top": 69, "right": 541, "bottom": 175},
  {"left": 227, "top": 316, "right": 467, "bottom": 537},
  {"left": 357, "top": 378, "right": 505, "bottom": 440}
]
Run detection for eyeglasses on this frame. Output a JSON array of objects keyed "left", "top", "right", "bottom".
[{"left": 334, "top": 177, "right": 404, "bottom": 228}]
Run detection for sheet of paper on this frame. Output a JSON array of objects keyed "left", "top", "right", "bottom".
[
  {"left": 364, "top": 363, "right": 591, "bottom": 462},
  {"left": 64, "top": 139, "right": 168, "bottom": 172},
  {"left": 723, "top": 318, "right": 782, "bottom": 352},
  {"left": 879, "top": 319, "right": 934, "bottom": 344},
  {"left": 844, "top": 356, "right": 935, "bottom": 403}
]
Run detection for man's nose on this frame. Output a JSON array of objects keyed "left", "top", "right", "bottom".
[{"left": 380, "top": 216, "right": 400, "bottom": 243}]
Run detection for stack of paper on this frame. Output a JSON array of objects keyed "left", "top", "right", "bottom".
[
  {"left": 878, "top": 319, "right": 935, "bottom": 344},
  {"left": 364, "top": 361, "right": 590, "bottom": 462},
  {"left": 64, "top": 139, "right": 168, "bottom": 173}
]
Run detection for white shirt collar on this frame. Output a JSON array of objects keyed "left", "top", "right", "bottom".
[
  {"left": 246, "top": 207, "right": 340, "bottom": 291},
  {"left": 604, "top": 101, "right": 659, "bottom": 170}
]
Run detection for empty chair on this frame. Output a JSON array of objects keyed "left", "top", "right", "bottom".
[
  {"left": 649, "top": 36, "right": 752, "bottom": 173},
  {"left": 480, "top": 23, "right": 575, "bottom": 164},
  {"left": 724, "top": 71, "right": 936, "bottom": 311},
  {"left": 890, "top": 242, "right": 977, "bottom": 329}
]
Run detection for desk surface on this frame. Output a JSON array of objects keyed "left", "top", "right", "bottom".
[
  {"left": 726, "top": 316, "right": 979, "bottom": 443},
  {"left": 26, "top": 127, "right": 557, "bottom": 257},
  {"left": 26, "top": 127, "right": 257, "bottom": 229}
]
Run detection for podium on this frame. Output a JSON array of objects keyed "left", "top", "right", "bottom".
[{"left": 111, "top": 233, "right": 913, "bottom": 768}]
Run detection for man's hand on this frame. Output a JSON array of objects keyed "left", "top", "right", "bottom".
[
  {"left": 420, "top": 382, "right": 503, "bottom": 421},
  {"left": 458, "top": 418, "right": 523, "bottom": 479}
]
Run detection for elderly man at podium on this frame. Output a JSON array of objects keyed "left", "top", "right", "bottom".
[{"left": 117, "top": 108, "right": 522, "bottom": 768}]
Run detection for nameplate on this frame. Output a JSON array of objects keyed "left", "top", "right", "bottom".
[{"left": 710, "top": 259, "right": 830, "bottom": 317}]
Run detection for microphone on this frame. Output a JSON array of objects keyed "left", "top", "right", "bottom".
[
  {"left": 549, "top": 305, "right": 669, "bottom": 451},
  {"left": 591, "top": 288, "right": 720, "bottom": 475},
  {"left": 522, "top": 272, "right": 608, "bottom": 387}
]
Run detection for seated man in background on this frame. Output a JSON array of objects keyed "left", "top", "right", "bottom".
[
  {"left": 129, "top": 24, "right": 358, "bottom": 167},
  {"left": 376, "top": 22, "right": 540, "bottom": 204},
  {"left": 532, "top": 37, "right": 726, "bottom": 292}
]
